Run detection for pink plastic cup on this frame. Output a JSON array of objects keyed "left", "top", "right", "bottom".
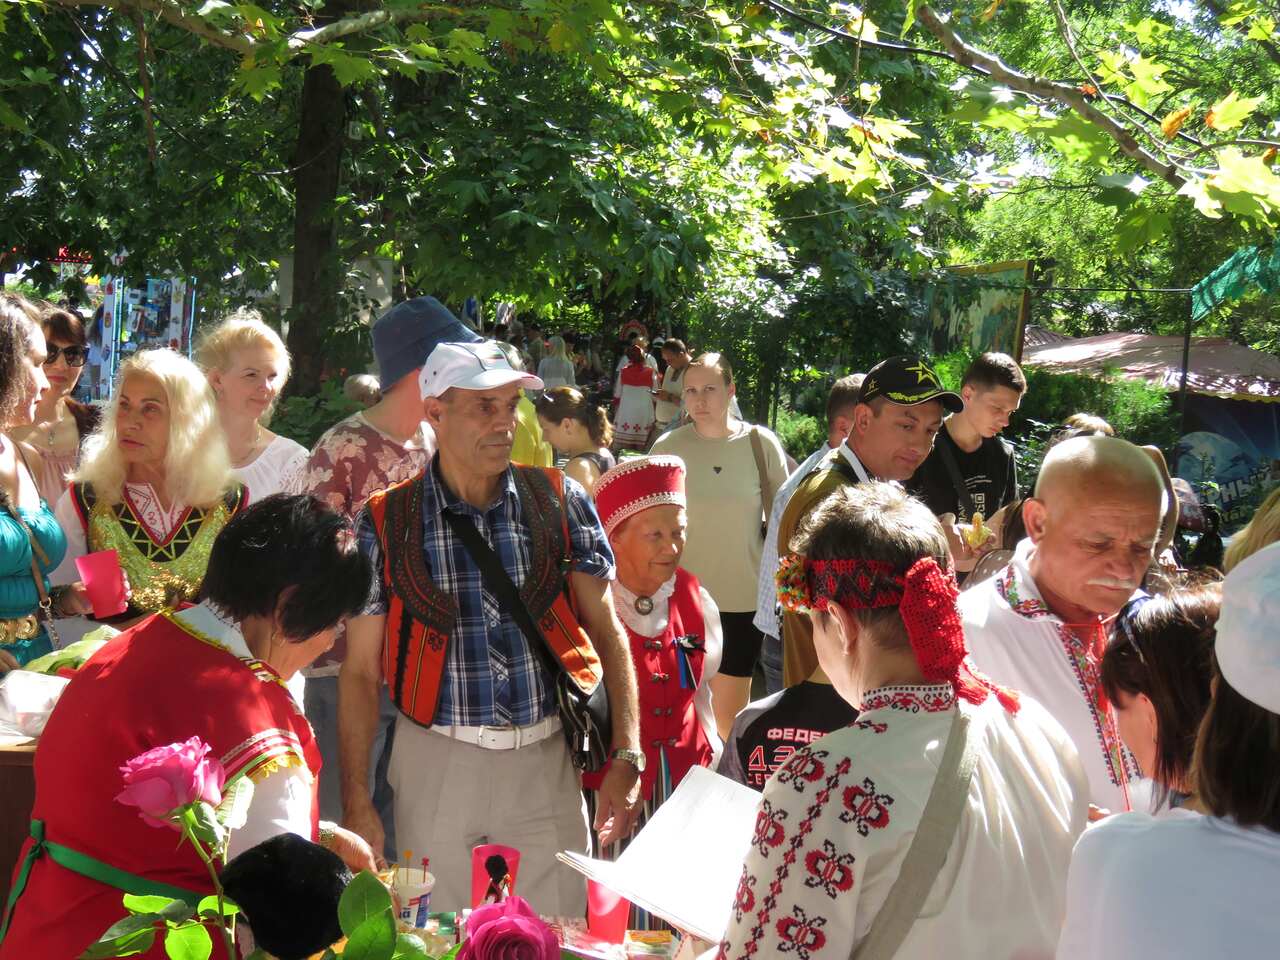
[
  {"left": 587, "top": 879, "right": 630, "bottom": 943},
  {"left": 75, "top": 550, "right": 128, "bottom": 618},
  {"left": 470, "top": 844, "right": 522, "bottom": 908}
]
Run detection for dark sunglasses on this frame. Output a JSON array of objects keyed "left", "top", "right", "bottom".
[{"left": 45, "top": 345, "right": 88, "bottom": 367}]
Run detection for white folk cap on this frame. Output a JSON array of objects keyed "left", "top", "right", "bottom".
[
  {"left": 418, "top": 340, "right": 543, "bottom": 399},
  {"left": 1216, "top": 540, "right": 1280, "bottom": 715}
]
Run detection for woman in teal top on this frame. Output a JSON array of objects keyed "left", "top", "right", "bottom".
[{"left": 0, "top": 293, "right": 91, "bottom": 672}]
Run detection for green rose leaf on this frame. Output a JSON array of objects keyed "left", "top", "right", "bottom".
[
  {"left": 215, "top": 776, "right": 254, "bottom": 831},
  {"left": 338, "top": 870, "right": 394, "bottom": 937},
  {"left": 163, "top": 922, "right": 213, "bottom": 960},
  {"left": 197, "top": 894, "right": 240, "bottom": 918},
  {"left": 391, "top": 932, "right": 432, "bottom": 959},
  {"left": 184, "top": 802, "right": 226, "bottom": 852},
  {"left": 343, "top": 912, "right": 397, "bottom": 960},
  {"left": 79, "top": 913, "right": 160, "bottom": 958}
]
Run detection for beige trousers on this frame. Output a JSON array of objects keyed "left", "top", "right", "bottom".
[{"left": 389, "top": 714, "right": 590, "bottom": 916}]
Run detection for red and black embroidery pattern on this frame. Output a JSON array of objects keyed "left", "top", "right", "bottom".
[
  {"left": 732, "top": 867, "right": 757, "bottom": 923},
  {"left": 776, "top": 905, "right": 828, "bottom": 959},
  {"left": 840, "top": 777, "right": 894, "bottom": 836},
  {"left": 852, "top": 719, "right": 888, "bottom": 734},
  {"left": 775, "top": 748, "right": 829, "bottom": 793},
  {"left": 802, "top": 840, "right": 856, "bottom": 899},
  {"left": 752, "top": 800, "right": 789, "bottom": 857},
  {"left": 861, "top": 684, "right": 955, "bottom": 715},
  {"left": 718, "top": 752, "right": 852, "bottom": 960}
]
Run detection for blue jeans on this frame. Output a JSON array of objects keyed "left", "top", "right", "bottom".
[
  {"left": 761, "top": 631, "right": 784, "bottom": 695},
  {"left": 305, "top": 675, "right": 398, "bottom": 862}
]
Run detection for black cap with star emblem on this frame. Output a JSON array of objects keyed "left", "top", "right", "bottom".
[{"left": 857, "top": 356, "right": 964, "bottom": 413}]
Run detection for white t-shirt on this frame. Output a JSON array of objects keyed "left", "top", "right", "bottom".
[
  {"left": 233, "top": 434, "right": 309, "bottom": 504},
  {"left": 1057, "top": 812, "right": 1280, "bottom": 959}
]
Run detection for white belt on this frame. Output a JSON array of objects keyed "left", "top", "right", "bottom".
[{"left": 429, "top": 716, "right": 561, "bottom": 750}]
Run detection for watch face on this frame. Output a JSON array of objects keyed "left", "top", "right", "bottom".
[{"left": 616, "top": 749, "right": 646, "bottom": 772}]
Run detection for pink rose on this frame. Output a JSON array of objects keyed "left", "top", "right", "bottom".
[
  {"left": 459, "top": 895, "right": 559, "bottom": 960},
  {"left": 115, "top": 736, "right": 226, "bottom": 829}
]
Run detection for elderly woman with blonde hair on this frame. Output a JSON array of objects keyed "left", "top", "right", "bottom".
[
  {"left": 197, "top": 310, "right": 308, "bottom": 503},
  {"left": 53, "top": 349, "right": 248, "bottom": 620}
]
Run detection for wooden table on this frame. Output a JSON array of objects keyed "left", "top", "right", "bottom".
[{"left": 0, "top": 742, "right": 37, "bottom": 907}]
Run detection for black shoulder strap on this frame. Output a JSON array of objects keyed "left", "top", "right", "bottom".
[
  {"left": 442, "top": 510, "right": 561, "bottom": 681},
  {"left": 936, "top": 437, "right": 976, "bottom": 521}
]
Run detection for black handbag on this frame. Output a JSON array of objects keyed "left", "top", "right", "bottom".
[{"left": 443, "top": 509, "right": 612, "bottom": 772}]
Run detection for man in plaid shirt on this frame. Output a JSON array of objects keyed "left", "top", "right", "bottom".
[{"left": 340, "top": 340, "right": 641, "bottom": 915}]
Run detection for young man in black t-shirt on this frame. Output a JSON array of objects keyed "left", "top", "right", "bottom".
[
  {"left": 910, "top": 352, "right": 1025, "bottom": 519},
  {"left": 717, "top": 668, "right": 858, "bottom": 791}
]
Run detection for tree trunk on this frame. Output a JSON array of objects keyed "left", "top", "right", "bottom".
[{"left": 287, "top": 59, "right": 347, "bottom": 394}]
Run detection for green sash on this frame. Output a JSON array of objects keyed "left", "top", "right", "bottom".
[{"left": 0, "top": 819, "right": 203, "bottom": 944}]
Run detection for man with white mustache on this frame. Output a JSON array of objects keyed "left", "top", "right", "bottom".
[{"left": 959, "top": 436, "right": 1164, "bottom": 814}]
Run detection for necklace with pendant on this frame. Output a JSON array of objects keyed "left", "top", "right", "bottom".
[{"left": 633, "top": 595, "right": 654, "bottom": 615}]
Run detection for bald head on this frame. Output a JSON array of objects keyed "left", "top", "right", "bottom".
[
  {"left": 1035, "top": 435, "right": 1164, "bottom": 508},
  {"left": 1024, "top": 436, "right": 1164, "bottom": 621}
]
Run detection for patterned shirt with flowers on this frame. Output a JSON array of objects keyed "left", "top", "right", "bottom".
[
  {"left": 717, "top": 684, "right": 1088, "bottom": 960},
  {"left": 301, "top": 411, "right": 436, "bottom": 673}
]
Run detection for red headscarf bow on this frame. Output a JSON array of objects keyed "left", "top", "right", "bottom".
[{"left": 776, "top": 553, "right": 1019, "bottom": 713}]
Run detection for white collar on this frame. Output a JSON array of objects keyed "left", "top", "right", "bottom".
[
  {"left": 176, "top": 601, "right": 253, "bottom": 659},
  {"left": 174, "top": 602, "right": 307, "bottom": 706},
  {"left": 838, "top": 442, "right": 873, "bottom": 483},
  {"left": 614, "top": 575, "right": 677, "bottom": 634}
]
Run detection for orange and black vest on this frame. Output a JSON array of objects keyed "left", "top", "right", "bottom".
[{"left": 365, "top": 465, "right": 603, "bottom": 727}]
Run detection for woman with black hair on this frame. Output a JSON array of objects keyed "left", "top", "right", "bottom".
[
  {"left": 0, "top": 495, "right": 376, "bottom": 959},
  {"left": 1102, "top": 584, "right": 1219, "bottom": 813}
]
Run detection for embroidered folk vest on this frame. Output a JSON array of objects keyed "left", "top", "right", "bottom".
[
  {"left": 70, "top": 483, "right": 248, "bottom": 615},
  {"left": 582, "top": 567, "right": 711, "bottom": 800},
  {"left": 366, "top": 465, "right": 602, "bottom": 728}
]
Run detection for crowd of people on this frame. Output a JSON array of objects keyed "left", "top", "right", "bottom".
[{"left": 0, "top": 287, "right": 1277, "bottom": 958}]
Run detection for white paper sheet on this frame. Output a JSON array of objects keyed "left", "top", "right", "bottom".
[{"left": 558, "top": 766, "right": 762, "bottom": 943}]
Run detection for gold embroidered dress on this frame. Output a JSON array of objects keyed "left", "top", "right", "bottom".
[{"left": 61, "top": 481, "right": 247, "bottom": 615}]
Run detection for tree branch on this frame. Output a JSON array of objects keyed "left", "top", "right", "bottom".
[
  {"left": 760, "top": 0, "right": 983, "bottom": 70},
  {"left": 133, "top": 11, "right": 158, "bottom": 167},
  {"left": 52, "top": 0, "right": 254, "bottom": 55},
  {"left": 915, "top": 5, "right": 1185, "bottom": 187},
  {"left": 288, "top": 4, "right": 472, "bottom": 50}
]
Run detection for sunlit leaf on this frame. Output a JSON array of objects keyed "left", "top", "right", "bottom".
[{"left": 1206, "top": 91, "right": 1265, "bottom": 130}]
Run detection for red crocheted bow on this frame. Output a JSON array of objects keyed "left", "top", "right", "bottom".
[{"left": 776, "top": 553, "right": 1019, "bottom": 713}]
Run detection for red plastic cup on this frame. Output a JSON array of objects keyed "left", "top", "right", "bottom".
[
  {"left": 75, "top": 550, "right": 128, "bottom": 618},
  {"left": 587, "top": 879, "right": 630, "bottom": 943},
  {"left": 470, "top": 844, "right": 521, "bottom": 908}
]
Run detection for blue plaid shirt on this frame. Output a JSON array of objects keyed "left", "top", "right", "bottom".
[{"left": 356, "top": 457, "right": 615, "bottom": 727}]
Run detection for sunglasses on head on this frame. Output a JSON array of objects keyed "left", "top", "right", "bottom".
[{"left": 45, "top": 345, "right": 88, "bottom": 367}]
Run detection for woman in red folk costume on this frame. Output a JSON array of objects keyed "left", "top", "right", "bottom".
[
  {"left": 0, "top": 496, "right": 377, "bottom": 959},
  {"left": 584, "top": 456, "right": 722, "bottom": 919}
]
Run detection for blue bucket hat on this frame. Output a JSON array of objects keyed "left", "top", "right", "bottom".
[{"left": 371, "top": 296, "right": 481, "bottom": 389}]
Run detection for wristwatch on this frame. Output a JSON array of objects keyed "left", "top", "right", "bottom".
[{"left": 611, "top": 747, "right": 647, "bottom": 773}]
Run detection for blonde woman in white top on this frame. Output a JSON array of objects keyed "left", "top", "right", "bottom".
[
  {"left": 197, "top": 310, "right": 308, "bottom": 503},
  {"left": 536, "top": 335, "right": 577, "bottom": 390}
]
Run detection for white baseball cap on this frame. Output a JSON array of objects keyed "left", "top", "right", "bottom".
[
  {"left": 1216, "top": 540, "right": 1280, "bottom": 715},
  {"left": 418, "top": 340, "right": 544, "bottom": 399}
]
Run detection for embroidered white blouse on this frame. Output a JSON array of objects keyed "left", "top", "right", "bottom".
[
  {"left": 614, "top": 575, "right": 725, "bottom": 766},
  {"left": 716, "top": 684, "right": 1088, "bottom": 960},
  {"left": 959, "top": 539, "right": 1140, "bottom": 813},
  {"left": 232, "top": 434, "right": 308, "bottom": 505}
]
